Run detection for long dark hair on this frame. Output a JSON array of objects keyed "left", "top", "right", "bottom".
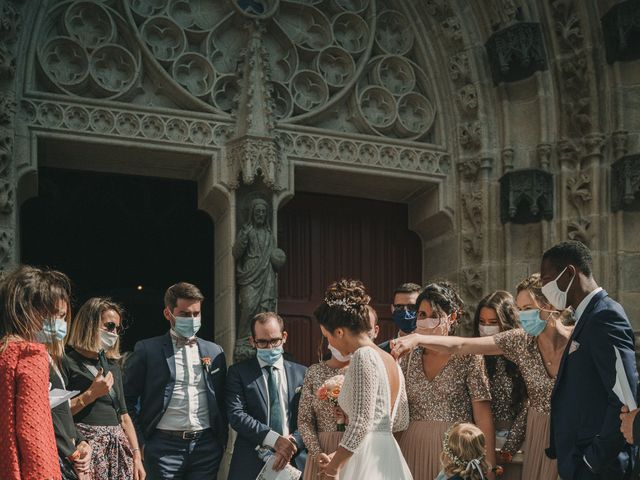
[{"left": 473, "top": 290, "right": 526, "bottom": 409}]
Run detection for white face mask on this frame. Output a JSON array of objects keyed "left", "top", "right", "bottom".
[
  {"left": 478, "top": 324, "right": 501, "bottom": 337},
  {"left": 541, "top": 266, "right": 575, "bottom": 310},
  {"left": 328, "top": 344, "right": 352, "bottom": 363},
  {"left": 100, "top": 330, "right": 119, "bottom": 350}
]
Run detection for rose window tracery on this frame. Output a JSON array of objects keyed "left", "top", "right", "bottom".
[{"left": 35, "top": 0, "right": 437, "bottom": 141}]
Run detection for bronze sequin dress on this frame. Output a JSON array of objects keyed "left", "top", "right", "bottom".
[
  {"left": 398, "top": 348, "right": 491, "bottom": 480},
  {"left": 494, "top": 328, "right": 558, "bottom": 480},
  {"left": 297, "top": 362, "right": 347, "bottom": 480}
]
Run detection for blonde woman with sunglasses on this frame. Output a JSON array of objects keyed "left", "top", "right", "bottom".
[{"left": 64, "top": 297, "right": 145, "bottom": 480}]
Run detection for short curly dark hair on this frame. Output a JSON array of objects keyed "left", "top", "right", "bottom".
[{"left": 542, "top": 240, "right": 593, "bottom": 277}]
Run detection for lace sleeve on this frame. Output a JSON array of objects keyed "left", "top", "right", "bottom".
[
  {"left": 297, "top": 368, "right": 322, "bottom": 457},
  {"left": 339, "top": 348, "right": 378, "bottom": 453},
  {"left": 392, "top": 366, "right": 409, "bottom": 433}
]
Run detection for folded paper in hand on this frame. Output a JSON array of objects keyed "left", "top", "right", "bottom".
[
  {"left": 49, "top": 388, "right": 80, "bottom": 409},
  {"left": 256, "top": 455, "right": 301, "bottom": 480},
  {"left": 613, "top": 347, "right": 637, "bottom": 410}
]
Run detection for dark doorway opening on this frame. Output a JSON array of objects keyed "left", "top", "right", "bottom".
[
  {"left": 278, "top": 192, "right": 422, "bottom": 366},
  {"left": 20, "top": 167, "right": 215, "bottom": 352}
]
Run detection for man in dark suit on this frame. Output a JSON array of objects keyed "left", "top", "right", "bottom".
[
  {"left": 542, "top": 241, "right": 637, "bottom": 479},
  {"left": 378, "top": 282, "right": 421, "bottom": 353},
  {"left": 124, "top": 282, "right": 228, "bottom": 479},
  {"left": 226, "top": 312, "right": 307, "bottom": 479}
]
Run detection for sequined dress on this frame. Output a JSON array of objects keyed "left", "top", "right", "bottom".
[
  {"left": 398, "top": 348, "right": 491, "bottom": 480},
  {"left": 494, "top": 328, "right": 558, "bottom": 480},
  {"left": 490, "top": 355, "right": 527, "bottom": 454},
  {"left": 297, "top": 361, "right": 347, "bottom": 480}
]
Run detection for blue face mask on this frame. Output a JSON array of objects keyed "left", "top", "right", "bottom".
[
  {"left": 256, "top": 346, "right": 284, "bottom": 365},
  {"left": 173, "top": 316, "right": 201, "bottom": 338},
  {"left": 392, "top": 308, "right": 417, "bottom": 334},
  {"left": 36, "top": 318, "right": 67, "bottom": 343},
  {"left": 519, "top": 309, "right": 547, "bottom": 336}
]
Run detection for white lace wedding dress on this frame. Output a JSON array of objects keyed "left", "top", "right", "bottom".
[{"left": 337, "top": 345, "right": 413, "bottom": 479}]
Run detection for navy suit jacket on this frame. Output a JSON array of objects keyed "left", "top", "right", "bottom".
[
  {"left": 547, "top": 290, "right": 638, "bottom": 479},
  {"left": 123, "top": 333, "right": 228, "bottom": 448},
  {"left": 226, "top": 356, "right": 307, "bottom": 480}
]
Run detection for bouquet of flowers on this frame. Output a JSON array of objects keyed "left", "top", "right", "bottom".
[{"left": 316, "top": 374, "right": 346, "bottom": 431}]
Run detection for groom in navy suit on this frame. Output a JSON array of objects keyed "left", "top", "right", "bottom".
[
  {"left": 542, "top": 241, "right": 637, "bottom": 479},
  {"left": 124, "top": 283, "right": 228, "bottom": 479},
  {"left": 226, "top": 312, "right": 307, "bottom": 479}
]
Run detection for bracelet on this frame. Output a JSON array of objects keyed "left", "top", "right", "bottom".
[
  {"left": 77, "top": 395, "right": 86, "bottom": 409},
  {"left": 132, "top": 447, "right": 140, "bottom": 453}
]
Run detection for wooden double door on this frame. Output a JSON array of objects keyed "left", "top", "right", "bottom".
[{"left": 277, "top": 192, "right": 422, "bottom": 366}]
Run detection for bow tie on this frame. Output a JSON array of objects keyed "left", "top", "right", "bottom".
[{"left": 171, "top": 332, "right": 197, "bottom": 348}]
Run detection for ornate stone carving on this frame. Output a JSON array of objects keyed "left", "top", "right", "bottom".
[
  {"left": 602, "top": 0, "right": 640, "bottom": 64},
  {"left": 232, "top": 197, "right": 286, "bottom": 360},
  {"left": 612, "top": 131, "right": 629, "bottom": 160},
  {"left": 550, "top": 0, "right": 592, "bottom": 136},
  {"left": 502, "top": 147, "right": 515, "bottom": 172},
  {"left": 0, "top": 180, "right": 13, "bottom": 214},
  {"left": 537, "top": 143, "right": 552, "bottom": 170},
  {"left": 0, "top": 2, "right": 20, "bottom": 42},
  {"left": 441, "top": 16, "right": 463, "bottom": 42},
  {"left": 486, "top": 22, "right": 547, "bottom": 84},
  {"left": 0, "top": 230, "right": 14, "bottom": 269},
  {"left": 582, "top": 132, "right": 606, "bottom": 158},
  {"left": 500, "top": 169, "right": 554, "bottom": 224},
  {"left": 449, "top": 52, "right": 470, "bottom": 83},
  {"left": 566, "top": 172, "right": 592, "bottom": 245},
  {"left": 0, "top": 43, "right": 16, "bottom": 80},
  {"left": 0, "top": 135, "right": 11, "bottom": 178},
  {"left": 458, "top": 122, "right": 482, "bottom": 151},
  {"left": 489, "top": 0, "right": 520, "bottom": 29},
  {"left": 457, "top": 84, "right": 478, "bottom": 114},
  {"left": 457, "top": 158, "right": 482, "bottom": 182},
  {"left": 462, "top": 267, "right": 484, "bottom": 300},
  {"left": 226, "top": 137, "right": 283, "bottom": 191},
  {"left": 461, "top": 191, "right": 483, "bottom": 259},
  {"left": 0, "top": 92, "right": 16, "bottom": 126},
  {"left": 611, "top": 154, "right": 640, "bottom": 212}
]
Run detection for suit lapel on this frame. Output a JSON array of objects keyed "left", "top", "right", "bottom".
[
  {"left": 251, "top": 358, "right": 269, "bottom": 411},
  {"left": 162, "top": 333, "right": 176, "bottom": 410},
  {"left": 552, "top": 290, "right": 607, "bottom": 399},
  {"left": 285, "top": 361, "right": 296, "bottom": 406}
]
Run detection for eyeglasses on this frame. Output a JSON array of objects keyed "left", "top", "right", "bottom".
[
  {"left": 254, "top": 338, "right": 283, "bottom": 349},
  {"left": 393, "top": 304, "right": 417, "bottom": 313},
  {"left": 102, "top": 322, "right": 122, "bottom": 334}
]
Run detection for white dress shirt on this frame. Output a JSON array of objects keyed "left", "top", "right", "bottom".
[
  {"left": 574, "top": 287, "right": 603, "bottom": 325},
  {"left": 257, "top": 355, "right": 289, "bottom": 447},
  {"left": 156, "top": 330, "right": 210, "bottom": 431}
]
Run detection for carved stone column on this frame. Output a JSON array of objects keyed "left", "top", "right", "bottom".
[{"left": 0, "top": 0, "right": 21, "bottom": 271}]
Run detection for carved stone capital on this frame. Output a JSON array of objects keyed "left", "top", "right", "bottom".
[
  {"left": 501, "top": 147, "right": 515, "bottom": 172},
  {"left": 537, "top": 143, "right": 552, "bottom": 170},
  {"left": 611, "top": 154, "right": 640, "bottom": 212},
  {"left": 602, "top": 0, "right": 640, "bottom": 64},
  {"left": 612, "top": 130, "right": 629, "bottom": 159},
  {"left": 226, "top": 136, "right": 284, "bottom": 191},
  {"left": 581, "top": 132, "right": 606, "bottom": 158},
  {"left": 500, "top": 169, "right": 554, "bottom": 224},
  {"left": 557, "top": 139, "right": 579, "bottom": 167},
  {"left": 485, "top": 22, "right": 547, "bottom": 84}
]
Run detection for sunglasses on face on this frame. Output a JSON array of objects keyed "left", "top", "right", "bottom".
[{"left": 102, "top": 322, "right": 122, "bottom": 334}]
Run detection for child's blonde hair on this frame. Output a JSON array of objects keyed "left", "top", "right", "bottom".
[{"left": 441, "top": 423, "right": 489, "bottom": 480}]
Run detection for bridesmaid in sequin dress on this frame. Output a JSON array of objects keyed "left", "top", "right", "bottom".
[
  {"left": 473, "top": 291, "right": 527, "bottom": 480},
  {"left": 396, "top": 282, "right": 496, "bottom": 480},
  {"left": 298, "top": 281, "right": 380, "bottom": 480},
  {"left": 392, "top": 274, "right": 572, "bottom": 480}
]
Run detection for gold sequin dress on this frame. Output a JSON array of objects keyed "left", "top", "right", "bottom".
[
  {"left": 297, "top": 361, "right": 347, "bottom": 480},
  {"left": 494, "top": 328, "right": 558, "bottom": 480},
  {"left": 398, "top": 348, "right": 491, "bottom": 480}
]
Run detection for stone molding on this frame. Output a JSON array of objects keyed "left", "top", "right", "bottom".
[{"left": 611, "top": 154, "right": 640, "bottom": 212}]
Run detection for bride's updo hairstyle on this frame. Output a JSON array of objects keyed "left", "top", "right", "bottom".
[
  {"left": 415, "top": 281, "right": 464, "bottom": 334},
  {"left": 314, "top": 279, "right": 371, "bottom": 334}
]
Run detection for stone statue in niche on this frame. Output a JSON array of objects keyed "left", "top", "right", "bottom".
[{"left": 233, "top": 197, "right": 286, "bottom": 361}]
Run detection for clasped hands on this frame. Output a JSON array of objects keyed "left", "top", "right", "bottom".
[
  {"left": 272, "top": 435, "right": 298, "bottom": 471},
  {"left": 317, "top": 451, "right": 338, "bottom": 478}
]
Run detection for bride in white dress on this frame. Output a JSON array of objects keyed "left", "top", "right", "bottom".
[{"left": 314, "top": 280, "right": 413, "bottom": 480}]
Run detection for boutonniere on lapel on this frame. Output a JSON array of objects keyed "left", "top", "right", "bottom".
[
  {"left": 569, "top": 340, "right": 580, "bottom": 354},
  {"left": 201, "top": 356, "right": 212, "bottom": 373}
]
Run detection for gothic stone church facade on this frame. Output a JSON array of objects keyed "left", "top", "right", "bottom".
[{"left": 1, "top": 0, "right": 639, "bottom": 358}]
